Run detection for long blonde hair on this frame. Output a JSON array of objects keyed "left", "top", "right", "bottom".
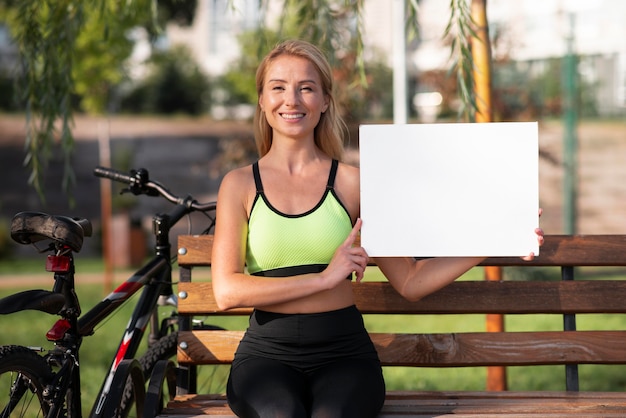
[{"left": 253, "top": 40, "right": 347, "bottom": 160}]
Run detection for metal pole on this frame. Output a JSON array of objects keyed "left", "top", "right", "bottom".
[
  {"left": 470, "top": 0, "right": 506, "bottom": 392},
  {"left": 562, "top": 13, "right": 578, "bottom": 235},
  {"left": 98, "top": 119, "right": 114, "bottom": 293},
  {"left": 393, "top": 0, "right": 408, "bottom": 124}
]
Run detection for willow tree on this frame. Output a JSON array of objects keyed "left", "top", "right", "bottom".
[{"left": 2, "top": 0, "right": 477, "bottom": 199}]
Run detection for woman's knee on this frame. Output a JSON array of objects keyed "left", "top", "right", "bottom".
[{"left": 227, "top": 356, "right": 309, "bottom": 418}]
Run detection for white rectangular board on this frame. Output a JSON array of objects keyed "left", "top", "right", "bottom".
[{"left": 359, "top": 122, "right": 539, "bottom": 257}]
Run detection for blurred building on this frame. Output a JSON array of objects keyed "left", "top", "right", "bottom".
[
  {"left": 0, "top": 0, "right": 624, "bottom": 116},
  {"left": 157, "top": 0, "right": 625, "bottom": 117},
  {"left": 411, "top": 0, "right": 626, "bottom": 116},
  {"left": 486, "top": 0, "right": 626, "bottom": 116}
]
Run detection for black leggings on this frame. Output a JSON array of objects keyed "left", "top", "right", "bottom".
[{"left": 226, "top": 306, "right": 385, "bottom": 418}]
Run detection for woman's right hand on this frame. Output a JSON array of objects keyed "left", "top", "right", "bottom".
[{"left": 322, "top": 218, "right": 369, "bottom": 286}]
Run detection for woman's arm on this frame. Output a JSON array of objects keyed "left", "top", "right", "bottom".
[
  {"left": 374, "top": 255, "right": 486, "bottom": 302},
  {"left": 372, "top": 223, "right": 544, "bottom": 302},
  {"left": 211, "top": 168, "right": 367, "bottom": 311}
]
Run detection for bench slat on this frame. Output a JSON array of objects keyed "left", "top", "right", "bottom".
[
  {"left": 477, "top": 235, "right": 626, "bottom": 267},
  {"left": 177, "top": 329, "right": 626, "bottom": 367},
  {"left": 178, "top": 280, "right": 626, "bottom": 315},
  {"left": 160, "top": 391, "right": 626, "bottom": 417},
  {"left": 177, "top": 234, "right": 626, "bottom": 268},
  {"left": 167, "top": 234, "right": 626, "bottom": 418}
]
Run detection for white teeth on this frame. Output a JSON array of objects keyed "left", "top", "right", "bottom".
[{"left": 282, "top": 113, "right": 304, "bottom": 119}]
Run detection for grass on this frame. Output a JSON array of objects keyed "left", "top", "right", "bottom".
[
  {"left": 0, "top": 281, "right": 147, "bottom": 415},
  {"left": 2, "top": 263, "right": 626, "bottom": 416},
  {"left": 0, "top": 256, "right": 108, "bottom": 275}
]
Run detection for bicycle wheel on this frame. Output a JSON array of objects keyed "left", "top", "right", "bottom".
[
  {"left": 0, "top": 345, "right": 54, "bottom": 418},
  {"left": 121, "top": 326, "right": 226, "bottom": 417},
  {"left": 118, "top": 332, "right": 178, "bottom": 417}
]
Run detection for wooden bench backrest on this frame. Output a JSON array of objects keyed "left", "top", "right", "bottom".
[{"left": 176, "top": 235, "right": 626, "bottom": 370}]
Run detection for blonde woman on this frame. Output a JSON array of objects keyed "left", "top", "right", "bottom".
[{"left": 212, "top": 39, "right": 543, "bottom": 418}]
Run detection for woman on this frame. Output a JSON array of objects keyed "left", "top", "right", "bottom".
[{"left": 211, "top": 39, "right": 543, "bottom": 418}]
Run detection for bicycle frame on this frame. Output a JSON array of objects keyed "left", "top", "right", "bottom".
[
  {"left": 87, "top": 203, "right": 194, "bottom": 417},
  {"left": 37, "top": 203, "right": 193, "bottom": 417},
  {"left": 1, "top": 167, "right": 216, "bottom": 418}
]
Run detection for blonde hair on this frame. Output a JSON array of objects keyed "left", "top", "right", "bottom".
[{"left": 253, "top": 40, "right": 346, "bottom": 160}]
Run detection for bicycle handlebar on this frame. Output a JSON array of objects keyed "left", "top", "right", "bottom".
[{"left": 93, "top": 166, "right": 216, "bottom": 212}]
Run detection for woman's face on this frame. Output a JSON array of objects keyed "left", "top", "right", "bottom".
[{"left": 259, "top": 54, "right": 329, "bottom": 143}]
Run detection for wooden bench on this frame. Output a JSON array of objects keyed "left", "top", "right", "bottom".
[{"left": 156, "top": 234, "right": 626, "bottom": 417}]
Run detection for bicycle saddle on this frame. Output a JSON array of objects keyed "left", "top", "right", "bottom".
[{"left": 11, "top": 212, "right": 93, "bottom": 253}]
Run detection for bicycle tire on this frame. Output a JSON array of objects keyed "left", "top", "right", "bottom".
[
  {"left": 120, "top": 325, "right": 225, "bottom": 416},
  {"left": 118, "top": 332, "right": 178, "bottom": 417},
  {"left": 0, "top": 345, "right": 54, "bottom": 418}
]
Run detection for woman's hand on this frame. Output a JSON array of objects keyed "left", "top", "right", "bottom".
[
  {"left": 322, "top": 218, "right": 369, "bottom": 286},
  {"left": 521, "top": 208, "right": 545, "bottom": 261}
]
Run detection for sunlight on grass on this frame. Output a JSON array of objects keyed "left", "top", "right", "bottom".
[{"left": 2, "top": 263, "right": 626, "bottom": 413}]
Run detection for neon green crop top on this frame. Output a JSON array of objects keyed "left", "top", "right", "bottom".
[{"left": 246, "top": 159, "right": 353, "bottom": 277}]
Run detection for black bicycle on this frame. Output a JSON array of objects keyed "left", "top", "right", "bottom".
[{"left": 0, "top": 167, "right": 217, "bottom": 417}]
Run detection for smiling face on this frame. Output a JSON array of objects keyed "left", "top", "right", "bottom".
[{"left": 258, "top": 55, "right": 329, "bottom": 144}]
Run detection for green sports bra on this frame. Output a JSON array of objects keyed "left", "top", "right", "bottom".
[{"left": 246, "top": 159, "right": 353, "bottom": 277}]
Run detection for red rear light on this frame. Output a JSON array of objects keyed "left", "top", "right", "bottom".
[
  {"left": 46, "top": 255, "right": 70, "bottom": 272},
  {"left": 46, "top": 319, "right": 71, "bottom": 341}
]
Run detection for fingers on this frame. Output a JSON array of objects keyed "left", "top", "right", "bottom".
[
  {"left": 342, "top": 218, "right": 362, "bottom": 248},
  {"left": 521, "top": 226, "right": 545, "bottom": 262},
  {"left": 332, "top": 218, "right": 369, "bottom": 283},
  {"left": 535, "top": 227, "right": 545, "bottom": 247},
  {"left": 343, "top": 244, "right": 368, "bottom": 281},
  {"left": 522, "top": 252, "right": 535, "bottom": 261}
]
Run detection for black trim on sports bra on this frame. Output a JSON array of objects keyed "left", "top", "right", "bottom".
[
  {"left": 251, "top": 264, "right": 327, "bottom": 277},
  {"left": 252, "top": 161, "right": 264, "bottom": 193},
  {"left": 251, "top": 159, "right": 341, "bottom": 219},
  {"left": 253, "top": 159, "right": 338, "bottom": 193},
  {"left": 251, "top": 263, "right": 352, "bottom": 281},
  {"left": 327, "top": 159, "right": 339, "bottom": 189}
]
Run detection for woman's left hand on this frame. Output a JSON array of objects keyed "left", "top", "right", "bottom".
[{"left": 521, "top": 208, "right": 544, "bottom": 261}]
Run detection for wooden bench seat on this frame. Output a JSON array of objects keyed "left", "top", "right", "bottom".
[
  {"left": 154, "top": 234, "right": 626, "bottom": 417},
  {"left": 160, "top": 391, "right": 626, "bottom": 417}
]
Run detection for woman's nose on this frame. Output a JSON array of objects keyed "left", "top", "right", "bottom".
[{"left": 284, "top": 87, "right": 299, "bottom": 105}]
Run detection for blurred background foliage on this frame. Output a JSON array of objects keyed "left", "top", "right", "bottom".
[
  {"left": 118, "top": 45, "right": 210, "bottom": 115},
  {"left": 0, "top": 0, "right": 604, "bottom": 203}
]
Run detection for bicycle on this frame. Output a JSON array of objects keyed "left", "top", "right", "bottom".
[{"left": 0, "top": 166, "right": 217, "bottom": 417}]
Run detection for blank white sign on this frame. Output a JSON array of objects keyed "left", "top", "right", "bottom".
[{"left": 359, "top": 122, "right": 539, "bottom": 257}]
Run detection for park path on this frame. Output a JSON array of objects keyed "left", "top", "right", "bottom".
[{"left": 0, "top": 271, "right": 136, "bottom": 290}]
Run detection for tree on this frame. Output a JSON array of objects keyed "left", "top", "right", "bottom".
[
  {"left": 0, "top": 0, "right": 154, "bottom": 201},
  {"left": 120, "top": 46, "right": 210, "bottom": 115},
  {"left": 2, "top": 0, "right": 476, "bottom": 198}
]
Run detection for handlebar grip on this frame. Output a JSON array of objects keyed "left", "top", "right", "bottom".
[{"left": 93, "top": 166, "right": 134, "bottom": 184}]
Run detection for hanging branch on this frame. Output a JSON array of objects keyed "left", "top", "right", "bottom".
[
  {"left": 13, "top": 0, "right": 84, "bottom": 203},
  {"left": 6, "top": 0, "right": 155, "bottom": 204},
  {"left": 6, "top": 0, "right": 474, "bottom": 199},
  {"left": 445, "top": 0, "right": 478, "bottom": 121},
  {"left": 259, "top": 0, "right": 367, "bottom": 85}
]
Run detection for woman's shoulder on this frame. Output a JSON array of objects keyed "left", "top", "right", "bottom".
[
  {"left": 218, "top": 163, "right": 256, "bottom": 198},
  {"left": 334, "top": 160, "right": 360, "bottom": 217},
  {"left": 337, "top": 160, "right": 360, "bottom": 182},
  {"left": 217, "top": 163, "right": 257, "bottom": 215},
  {"left": 222, "top": 163, "right": 254, "bottom": 184}
]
